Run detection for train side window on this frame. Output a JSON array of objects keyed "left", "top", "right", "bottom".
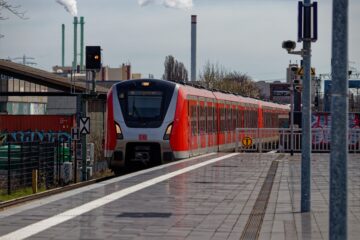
[
  {"left": 213, "top": 106, "right": 217, "bottom": 133},
  {"left": 220, "top": 107, "right": 225, "bottom": 132},
  {"left": 254, "top": 110, "right": 258, "bottom": 128},
  {"left": 199, "top": 105, "right": 206, "bottom": 134},
  {"left": 226, "top": 106, "right": 231, "bottom": 131},
  {"left": 244, "top": 109, "right": 248, "bottom": 128},
  {"left": 251, "top": 110, "right": 254, "bottom": 128},
  {"left": 232, "top": 107, "right": 237, "bottom": 131},
  {"left": 190, "top": 104, "right": 197, "bottom": 136},
  {"left": 207, "top": 105, "right": 213, "bottom": 133},
  {"left": 246, "top": 110, "right": 249, "bottom": 128}
]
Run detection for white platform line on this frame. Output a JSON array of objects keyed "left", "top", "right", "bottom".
[
  {"left": 0, "top": 152, "right": 216, "bottom": 218},
  {"left": 0, "top": 153, "right": 238, "bottom": 240}
]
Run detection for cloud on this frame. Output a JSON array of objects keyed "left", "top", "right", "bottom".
[
  {"left": 138, "top": 0, "right": 193, "bottom": 10},
  {"left": 56, "top": 0, "right": 78, "bottom": 16}
]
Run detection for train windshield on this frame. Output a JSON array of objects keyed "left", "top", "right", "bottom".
[
  {"left": 128, "top": 91, "right": 162, "bottom": 119},
  {"left": 117, "top": 80, "right": 175, "bottom": 128}
]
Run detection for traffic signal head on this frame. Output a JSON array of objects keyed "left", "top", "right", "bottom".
[{"left": 86, "top": 46, "right": 101, "bottom": 70}]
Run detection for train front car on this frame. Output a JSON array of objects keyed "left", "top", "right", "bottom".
[{"left": 105, "top": 79, "right": 178, "bottom": 172}]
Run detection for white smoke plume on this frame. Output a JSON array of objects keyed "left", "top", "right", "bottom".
[
  {"left": 138, "top": 0, "right": 193, "bottom": 10},
  {"left": 56, "top": 0, "right": 78, "bottom": 16}
]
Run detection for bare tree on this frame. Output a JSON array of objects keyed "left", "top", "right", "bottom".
[
  {"left": 220, "top": 71, "right": 260, "bottom": 98},
  {"left": 0, "top": 0, "right": 27, "bottom": 38},
  {"left": 199, "top": 61, "right": 260, "bottom": 98},
  {"left": 199, "top": 61, "right": 226, "bottom": 88},
  {"left": 162, "top": 55, "right": 188, "bottom": 82}
]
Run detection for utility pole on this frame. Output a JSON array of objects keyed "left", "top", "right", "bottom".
[
  {"left": 330, "top": 0, "right": 348, "bottom": 239},
  {"left": 282, "top": 0, "right": 317, "bottom": 213},
  {"left": 11, "top": 55, "right": 36, "bottom": 66},
  {"left": 301, "top": 0, "right": 312, "bottom": 213}
]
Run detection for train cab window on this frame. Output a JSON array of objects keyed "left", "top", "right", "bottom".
[
  {"left": 117, "top": 80, "right": 175, "bottom": 128},
  {"left": 127, "top": 91, "right": 162, "bottom": 117}
]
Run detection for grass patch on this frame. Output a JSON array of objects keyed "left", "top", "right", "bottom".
[{"left": 0, "top": 186, "right": 46, "bottom": 202}]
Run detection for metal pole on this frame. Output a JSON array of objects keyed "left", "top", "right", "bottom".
[
  {"left": 7, "top": 142, "right": 11, "bottom": 195},
  {"left": 291, "top": 78, "right": 294, "bottom": 156},
  {"left": 74, "top": 140, "right": 77, "bottom": 183},
  {"left": 75, "top": 95, "right": 81, "bottom": 182},
  {"left": 330, "top": 0, "right": 348, "bottom": 239},
  {"left": 81, "top": 96, "right": 87, "bottom": 181},
  {"left": 301, "top": 0, "right": 312, "bottom": 213}
]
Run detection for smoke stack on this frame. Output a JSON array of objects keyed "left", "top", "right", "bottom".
[
  {"left": 80, "top": 17, "right": 85, "bottom": 71},
  {"left": 62, "top": 24, "right": 65, "bottom": 67},
  {"left": 73, "top": 16, "right": 78, "bottom": 70},
  {"left": 191, "top": 15, "right": 197, "bottom": 82}
]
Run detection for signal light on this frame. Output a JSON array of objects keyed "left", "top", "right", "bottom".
[{"left": 86, "top": 46, "right": 102, "bottom": 70}]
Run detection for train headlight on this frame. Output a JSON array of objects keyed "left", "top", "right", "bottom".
[
  {"left": 163, "top": 123, "right": 173, "bottom": 140},
  {"left": 115, "top": 122, "right": 123, "bottom": 139}
]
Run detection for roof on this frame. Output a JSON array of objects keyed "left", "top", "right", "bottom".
[{"left": 0, "top": 59, "right": 108, "bottom": 94}]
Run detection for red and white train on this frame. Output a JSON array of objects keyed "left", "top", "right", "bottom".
[{"left": 105, "top": 79, "right": 289, "bottom": 171}]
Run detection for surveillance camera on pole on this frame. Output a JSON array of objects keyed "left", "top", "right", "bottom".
[{"left": 282, "top": 40, "right": 306, "bottom": 56}]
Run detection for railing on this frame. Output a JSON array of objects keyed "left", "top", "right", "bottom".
[
  {"left": 235, "top": 128, "right": 360, "bottom": 153},
  {"left": 0, "top": 141, "right": 71, "bottom": 196}
]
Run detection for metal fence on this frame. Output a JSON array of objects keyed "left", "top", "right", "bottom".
[
  {"left": 0, "top": 141, "right": 71, "bottom": 195},
  {"left": 235, "top": 128, "right": 360, "bottom": 153}
]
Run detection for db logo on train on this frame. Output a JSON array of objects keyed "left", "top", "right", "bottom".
[{"left": 242, "top": 136, "right": 253, "bottom": 147}]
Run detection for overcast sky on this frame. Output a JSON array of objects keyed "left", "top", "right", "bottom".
[{"left": 0, "top": 0, "right": 359, "bottom": 81}]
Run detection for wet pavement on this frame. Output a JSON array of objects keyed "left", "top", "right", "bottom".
[{"left": 0, "top": 153, "right": 359, "bottom": 240}]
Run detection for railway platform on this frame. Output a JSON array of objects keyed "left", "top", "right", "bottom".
[{"left": 0, "top": 153, "right": 359, "bottom": 240}]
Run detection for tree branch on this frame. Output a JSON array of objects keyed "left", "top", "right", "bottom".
[{"left": 0, "top": 0, "right": 27, "bottom": 20}]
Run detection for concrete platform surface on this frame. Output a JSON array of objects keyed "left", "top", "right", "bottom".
[{"left": 0, "top": 153, "right": 359, "bottom": 240}]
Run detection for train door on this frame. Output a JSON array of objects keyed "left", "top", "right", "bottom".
[
  {"left": 188, "top": 99, "right": 199, "bottom": 156},
  {"left": 238, "top": 103, "right": 245, "bottom": 142},
  {"left": 206, "top": 100, "right": 214, "bottom": 152},
  {"left": 214, "top": 101, "right": 219, "bottom": 152},
  {"left": 218, "top": 101, "right": 226, "bottom": 150},
  {"left": 199, "top": 98, "right": 207, "bottom": 153},
  {"left": 232, "top": 105, "right": 237, "bottom": 143},
  {"left": 226, "top": 102, "right": 232, "bottom": 146}
]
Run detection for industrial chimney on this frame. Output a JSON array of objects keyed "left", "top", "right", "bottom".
[
  {"left": 73, "top": 16, "right": 78, "bottom": 70},
  {"left": 62, "top": 24, "right": 65, "bottom": 67},
  {"left": 80, "top": 17, "right": 85, "bottom": 71},
  {"left": 191, "top": 15, "right": 197, "bottom": 82}
]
